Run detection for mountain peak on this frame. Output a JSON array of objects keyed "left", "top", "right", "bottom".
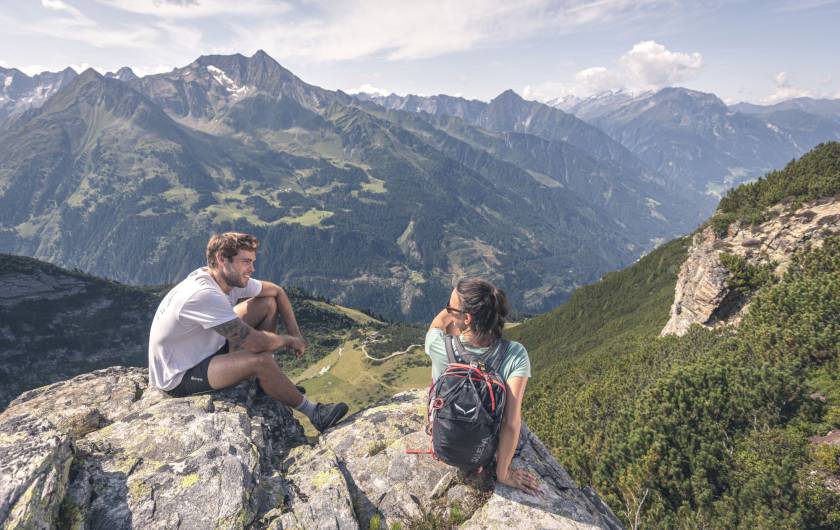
[
  {"left": 653, "top": 86, "right": 725, "bottom": 107},
  {"left": 494, "top": 88, "right": 523, "bottom": 101},
  {"left": 105, "top": 66, "right": 138, "bottom": 82},
  {"left": 77, "top": 67, "right": 103, "bottom": 81}
]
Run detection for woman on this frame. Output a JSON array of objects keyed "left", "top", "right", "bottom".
[{"left": 426, "top": 277, "right": 540, "bottom": 495}]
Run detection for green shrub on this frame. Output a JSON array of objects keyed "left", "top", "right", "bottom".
[
  {"left": 719, "top": 252, "right": 776, "bottom": 296},
  {"left": 516, "top": 228, "right": 840, "bottom": 528},
  {"left": 711, "top": 142, "right": 840, "bottom": 235}
]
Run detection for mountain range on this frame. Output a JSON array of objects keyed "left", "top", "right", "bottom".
[
  {"left": 2, "top": 51, "right": 839, "bottom": 320},
  {"left": 0, "top": 51, "right": 699, "bottom": 319},
  {"left": 548, "top": 88, "right": 840, "bottom": 197}
]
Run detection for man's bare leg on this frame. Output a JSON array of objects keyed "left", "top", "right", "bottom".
[
  {"left": 206, "top": 350, "right": 304, "bottom": 406},
  {"left": 234, "top": 296, "right": 278, "bottom": 332},
  {"left": 208, "top": 296, "right": 306, "bottom": 402}
]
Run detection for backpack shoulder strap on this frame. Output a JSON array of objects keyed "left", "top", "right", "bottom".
[
  {"left": 451, "top": 335, "right": 469, "bottom": 357},
  {"left": 443, "top": 334, "right": 460, "bottom": 364}
]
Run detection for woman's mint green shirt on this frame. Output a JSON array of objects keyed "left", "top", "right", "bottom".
[{"left": 424, "top": 328, "right": 531, "bottom": 382}]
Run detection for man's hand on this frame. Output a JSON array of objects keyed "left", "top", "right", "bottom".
[
  {"left": 497, "top": 467, "right": 541, "bottom": 495},
  {"left": 284, "top": 335, "right": 308, "bottom": 358}
]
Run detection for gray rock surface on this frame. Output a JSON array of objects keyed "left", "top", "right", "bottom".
[
  {"left": 662, "top": 197, "right": 840, "bottom": 336},
  {"left": 0, "top": 413, "right": 72, "bottom": 529},
  {"left": 0, "top": 368, "right": 623, "bottom": 529}
]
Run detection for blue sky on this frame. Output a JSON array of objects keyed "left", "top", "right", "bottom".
[{"left": 1, "top": 0, "right": 839, "bottom": 104}]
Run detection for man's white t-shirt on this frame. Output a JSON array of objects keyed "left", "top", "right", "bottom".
[{"left": 148, "top": 268, "right": 262, "bottom": 391}]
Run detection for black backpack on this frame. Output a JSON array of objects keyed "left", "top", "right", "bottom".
[{"left": 410, "top": 335, "right": 509, "bottom": 471}]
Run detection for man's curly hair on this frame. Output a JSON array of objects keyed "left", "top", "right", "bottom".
[{"left": 206, "top": 232, "right": 259, "bottom": 269}]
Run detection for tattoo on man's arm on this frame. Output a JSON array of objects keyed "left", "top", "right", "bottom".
[{"left": 212, "top": 318, "right": 253, "bottom": 351}]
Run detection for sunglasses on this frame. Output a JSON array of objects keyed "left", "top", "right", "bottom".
[{"left": 445, "top": 305, "right": 466, "bottom": 316}]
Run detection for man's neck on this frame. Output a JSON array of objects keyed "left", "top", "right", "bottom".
[{"left": 206, "top": 267, "right": 233, "bottom": 294}]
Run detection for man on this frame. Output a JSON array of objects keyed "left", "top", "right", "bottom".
[{"left": 148, "top": 232, "right": 348, "bottom": 433}]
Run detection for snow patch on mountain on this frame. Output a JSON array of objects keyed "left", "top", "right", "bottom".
[{"left": 206, "top": 65, "right": 252, "bottom": 99}]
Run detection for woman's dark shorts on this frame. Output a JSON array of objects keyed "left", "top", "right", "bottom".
[{"left": 166, "top": 341, "right": 229, "bottom": 398}]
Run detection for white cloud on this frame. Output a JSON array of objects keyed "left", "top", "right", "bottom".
[
  {"left": 68, "top": 63, "right": 103, "bottom": 74},
  {"left": 92, "top": 0, "right": 289, "bottom": 19},
  {"left": 575, "top": 66, "right": 623, "bottom": 94},
  {"left": 228, "top": 0, "right": 681, "bottom": 63},
  {"left": 345, "top": 83, "right": 391, "bottom": 96},
  {"left": 522, "top": 81, "right": 575, "bottom": 102},
  {"left": 523, "top": 40, "right": 703, "bottom": 101},
  {"left": 23, "top": 16, "right": 162, "bottom": 49},
  {"left": 132, "top": 64, "right": 175, "bottom": 77},
  {"left": 776, "top": 0, "right": 840, "bottom": 12},
  {"left": 41, "top": 0, "right": 85, "bottom": 18},
  {"left": 17, "top": 64, "right": 51, "bottom": 76},
  {"left": 619, "top": 40, "right": 704, "bottom": 89},
  {"left": 761, "top": 71, "right": 811, "bottom": 104}
]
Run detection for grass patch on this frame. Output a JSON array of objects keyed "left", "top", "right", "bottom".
[
  {"left": 294, "top": 334, "right": 431, "bottom": 437},
  {"left": 361, "top": 176, "right": 387, "bottom": 194},
  {"left": 279, "top": 208, "right": 334, "bottom": 227},
  {"left": 367, "top": 440, "right": 387, "bottom": 457}
]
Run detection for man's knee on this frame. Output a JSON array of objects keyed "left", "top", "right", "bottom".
[
  {"left": 252, "top": 296, "right": 277, "bottom": 322},
  {"left": 263, "top": 296, "right": 277, "bottom": 314},
  {"left": 250, "top": 352, "right": 279, "bottom": 374}
]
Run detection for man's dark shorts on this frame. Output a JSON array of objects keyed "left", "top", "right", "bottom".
[{"left": 166, "top": 342, "right": 229, "bottom": 398}]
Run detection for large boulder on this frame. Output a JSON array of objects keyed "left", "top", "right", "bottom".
[
  {"left": 0, "top": 368, "right": 623, "bottom": 529},
  {"left": 280, "top": 389, "right": 624, "bottom": 529}
]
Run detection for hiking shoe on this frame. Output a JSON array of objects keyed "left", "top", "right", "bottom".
[{"left": 311, "top": 402, "right": 349, "bottom": 433}]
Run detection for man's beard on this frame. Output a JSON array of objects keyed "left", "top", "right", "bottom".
[{"left": 220, "top": 266, "right": 248, "bottom": 288}]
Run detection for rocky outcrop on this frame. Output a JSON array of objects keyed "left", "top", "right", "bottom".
[
  {"left": 662, "top": 197, "right": 840, "bottom": 336},
  {"left": 0, "top": 367, "right": 623, "bottom": 529},
  {"left": 810, "top": 430, "right": 840, "bottom": 495}
]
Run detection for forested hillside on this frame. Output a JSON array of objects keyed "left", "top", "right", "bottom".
[{"left": 510, "top": 142, "right": 840, "bottom": 528}]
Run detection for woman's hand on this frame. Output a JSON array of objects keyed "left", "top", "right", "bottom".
[{"left": 496, "top": 467, "right": 541, "bottom": 495}]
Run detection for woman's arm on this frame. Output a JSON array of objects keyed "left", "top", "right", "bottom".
[
  {"left": 429, "top": 308, "right": 459, "bottom": 335},
  {"left": 495, "top": 376, "right": 540, "bottom": 494}
]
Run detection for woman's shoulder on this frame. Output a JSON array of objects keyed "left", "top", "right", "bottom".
[
  {"left": 425, "top": 327, "right": 445, "bottom": 341},
  {"left": 504, "top": 338, "right": 527, "bottom": 352}
]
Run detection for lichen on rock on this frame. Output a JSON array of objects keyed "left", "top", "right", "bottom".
[{"left": 1, "top": 369, "right": 622, "bottom": 529}]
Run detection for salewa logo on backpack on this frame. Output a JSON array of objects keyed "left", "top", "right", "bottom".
[
  {"left": 471, "top": 436, "right": 491, "bottom": 463},
  {"left": 454, "top": 403, "right": 476, "bottom": 415}
]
